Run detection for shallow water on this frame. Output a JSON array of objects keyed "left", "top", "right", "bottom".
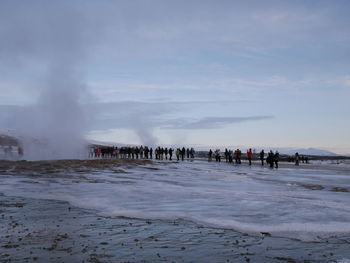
[{"left": 0, "top": 159, "right": 349, "bottom": 242}]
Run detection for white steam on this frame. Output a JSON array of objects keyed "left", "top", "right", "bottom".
[
  {"left": 22, "top": 64, "right": 88, "bottom": 159},
  {"left": 0, "top": 2, "right": 92, "bottom": 159}
]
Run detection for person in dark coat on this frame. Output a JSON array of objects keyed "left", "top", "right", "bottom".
[
  {"left": 215, "top": 149, "right": 221, "bottom": 162},
  {"left": 295, "top": 152, "right": 300, "bottom": 166},
  {"left": 169, "top": 148, "right": 173, "bottom": 160},
  {"left": 260, "top": 150, "right": 264, "bottom": 166},
  {"left": 274, "top": 151, "right": 279, "bottom": 168},
  {"left": 208, "top": 149, "right": 213, "bottom": 162},
  {"left": 181, "top": 147, "right": 186, "bottom": 161},
  {"left": 268, "top": 150, "right": 274, "bottom": 168},
  {"left": 190, "top": 148, "right": 195, "bottom": 159}
]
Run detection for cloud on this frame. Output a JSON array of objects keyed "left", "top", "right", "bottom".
[
  {"left": 0, "top": 101, "right": 269, "bottom": 130},
  {"left": 161, "top": 116, "right": 273, "bottom": 130},
  {"left": 0, "top": 1, "right": 348, "bottom": 151}
]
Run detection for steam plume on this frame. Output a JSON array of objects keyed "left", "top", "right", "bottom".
[{"left": 0, "top": 2, "right": 91, "bottom": 159}]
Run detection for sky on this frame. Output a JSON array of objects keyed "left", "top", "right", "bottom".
[{"left": 0, "top": 0, "right": 349, "bottom": 154}]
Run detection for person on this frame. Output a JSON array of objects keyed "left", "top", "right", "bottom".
[
  {"left": 132, "top": 147, "right": 136, "bottom": 159},
  {"left": 234, "top": 150, "right": 238, "bottom": 164},
  {"left": 169, "top": 148, "right": 173, "bottom": 160},
  {"left": 155, "top": 147, "right": 158, "bottom": 160},
  {"left": 160, "top": 147, "right": 164, "bottom": 160},
  {"left": 150, "top": 147, "right": 153, "bottom": 159},
  {"left": 215, "top": 149, "right": 221, "bottom": 162},
  {"left": 181, "top": 147, "right": 186, "bottom": 161},
  {"left": 274, "top": 151, "right": 279, "bottom": 168},
  {"left": 115, "top": 146, "right": 119, "bottom": 159},
  {"left": 190, "top": 148, "right": 195, "bottom": 159},
  {"left": 111, "top": 147, "right": 115, "bottom": 158},
  {"left": 208, "top": 149, "right": 213, "bottom": 162},
  {"left": 267, "top": 150, "right": 274, "bottom": 168},
  {"left": 186, "top": 148, "right": 190, "bottom": 159},
  {"left": 140, "top": 146, "right": 144, "bottom": 159},
  {"left": 228, "top": 150, "right": 233, "bottom": 163},
  {"left": 295, "top": 152, "right": 300, "bottom": 166},
  {"left": 225, "top": 149, "right": 229, "bottom": 162},
  {"left": 259, "top": 150, "right": 264, "bottom": 166},
  {"left": 165, "top": 147, "right": 168, "bottom": 160},
  {"left": 237, "top": 149, "right": 242, "bottom": 164},
  {"left": 155, "top": 147, "right": 159, "bottom": 160},
  {"left": 144, "top": 146, "right": 149, "bottom": 159},
  {"left": 247, "top": 148, "right": 253, "bottom": 166},
  {"left": 176, "top": 148, "right": 180, "bottom": 161},
  {"left": 134, "top": 146, "right": 141, "bottom": 159},
  {"left": 127, "top": 147, "right": 131, "bottom": 159}
]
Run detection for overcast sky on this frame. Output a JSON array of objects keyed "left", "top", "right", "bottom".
[{"left": 0, "top": 0, "right": 349, "bottom": 154}]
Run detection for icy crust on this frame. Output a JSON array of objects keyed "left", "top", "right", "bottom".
[
  {"left": 0, "top": 159, "right": 349, "bottom": 242},
  {"left": 2, "top": 194, "right": 350, "bottom": 263},
  {"left": 311, "top": 159, "right": 350, "bottom": 168}
]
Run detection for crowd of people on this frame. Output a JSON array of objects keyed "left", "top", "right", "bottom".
[
  {"left": 0, "top": 142, "right": 308, "bottom": 168},
  {"left": 90, "top": 145, "right": 305, "bottom": 168},
  {"left": 89, "top": 146, "right": 195, "bottom": 161},
  {"left": 293, "top": 152, "right": 309, "bottom": 165},
  {"left": 207, "top": 148, "right": 304, "bottom": 168}
]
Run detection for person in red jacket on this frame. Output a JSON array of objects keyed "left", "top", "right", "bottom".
[{"left": 247, "top": 148, "right": 253, "bottom": 165}]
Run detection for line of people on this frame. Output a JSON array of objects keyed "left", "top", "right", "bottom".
[
  {"left": 89, "top": 145, "right": 307, "bottom": 168},
  {"left": 265, "top": 150, "right": 279, "bottom": 168},
  {"left": 155, "top": 147, "right": 195, "bottom": 161},
  {"left": 208, "top": 148, "right": 306, "bottom": 168},
  {"left": 89, "top": 145, "right": 195, "bottom": 161},
  {"left": 291, "top": 152, "right": 309, "bottom": 165},
  {"left": 209, "top": 148, "right": 246, "bottom": 164},
  {"left": 208, "top": 148, "right": 280, "bottom": 168}
]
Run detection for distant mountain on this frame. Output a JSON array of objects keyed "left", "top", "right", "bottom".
[
  {"left": 277, "top": 148, "right": 338, "bottom": 156},
  {"left": 193, "top": 145, "right": 340, "bottom": 157}
]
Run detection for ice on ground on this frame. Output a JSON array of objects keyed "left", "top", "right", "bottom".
[{"left": 0, "top": 159, "right": 349, "bottom": 241}]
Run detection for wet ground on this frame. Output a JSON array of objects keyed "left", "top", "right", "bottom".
[
  {"left": 1, "top": 159, "right": 350, "bottom": 262},
  {"left": 1, "top": 194, "right": 350, "bottom": 263}
]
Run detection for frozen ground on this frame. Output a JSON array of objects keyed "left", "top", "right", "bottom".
[
  {"left": 0, "top": 159, "right": 349, "bottom": 241},
  {"left": 1, "top": 194, "right": 350, "bottom": 263},
  {"left": 0, "top": 159, "right": 350, "bottom": 262}
]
